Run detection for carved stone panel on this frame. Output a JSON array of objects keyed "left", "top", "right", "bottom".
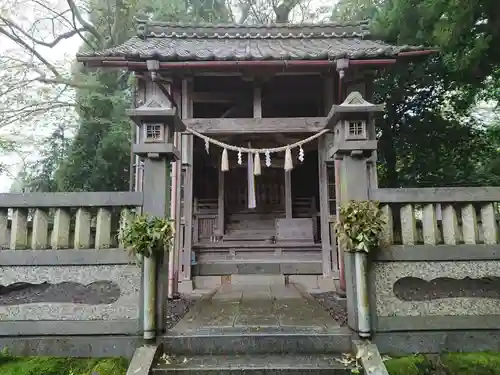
[
  {"left": 0, "top": 265, "right": 140, "bottom": 320},
  {"left": 374, "top": 261, "right": 500, "bottom": 317},
  {"left": 393, "top": 276, "right": 500, "bottom": 301}
]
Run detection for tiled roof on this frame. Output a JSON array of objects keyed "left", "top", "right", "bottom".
[{"left": 78, "top": 19, "right": 427, "bottom": 61}]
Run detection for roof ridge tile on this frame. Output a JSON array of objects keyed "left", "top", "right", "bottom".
[{"left": 135, "top": 17, "right": 371, "bottom": 39}]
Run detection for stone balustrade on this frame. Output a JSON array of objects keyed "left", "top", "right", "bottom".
[
  {"left": 371, "top": 187, "right": 500, "bottom": 247},
  {"left": 0, "top": 191, "right": 144, "bottom": 358},
  {"left": 0, "top": 191, "right": 142, "bottom": 250},
  {"left": 367, "top": 187, "right": 500, "bottom": 354}
]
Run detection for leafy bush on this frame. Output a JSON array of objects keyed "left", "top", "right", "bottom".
[
  {"left": 118, "top": 214, "right": 174, "bottom": 259},
  {"left": 335, "top": 200, "right": 385, "bottom": 253}
]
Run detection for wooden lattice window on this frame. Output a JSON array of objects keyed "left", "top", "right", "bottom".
[
  {"left": 345, "top": 120, "right": 366, "bottom": 140},
  {"left": 144, "top": 124, "right": 164, "bottom": 142}
]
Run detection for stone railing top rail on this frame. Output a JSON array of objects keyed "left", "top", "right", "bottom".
[
  {"left": 0, "top": 191, "right": 143, "bottom": 208},
  {"left": 371, "top": 187, "right": 500, "bottom": 204}
]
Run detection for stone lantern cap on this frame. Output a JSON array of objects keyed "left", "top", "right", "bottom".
[
  {"left": 325, "top": 91, "right": 385, "bottom": 129},
  {"left": 126, "top": 99, "right": 186, "bottom": 132}
]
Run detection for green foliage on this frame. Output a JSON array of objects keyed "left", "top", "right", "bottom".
[
  {"left": 118, "top": 214, "right": 174, "bottom": 259},
  {"left": 373, "top": 59, "right": 492, "bottom": 188},
  {"left": 335, "top": 200, "right": 385, "bottom": 253},
  {"left": 385, "top": 353, "right": 500, "bottom": 375},
  {"left": 56, "top": 70, "right": 132, "bottom": 192},
  {"left": 48, "top": 0, "right": 233, "bottom": 194},
  {"left": 374, "top": 0, "right": 500, "bottom": 103},
  {"left": 332, "top": 0, "right": 500, "bottom": 189},
  {"left": 441, "top": 352, "right": 500, "bottom": 375},
  {"left": 0, "top": 356, "right": 128, "bottom": 375},
  {"left": 385, "top": 355, "right": 433, "bottom": 375},
  {"left": 16, "top": 126, "right": 70, "bottom": 193}
]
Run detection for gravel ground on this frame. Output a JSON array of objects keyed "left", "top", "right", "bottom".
[
  {"left": 166, "top": 296, "right": 197, "bottom": 329},
  {"left": 311, "top": 292, "right": 347, "bottom": 326}
]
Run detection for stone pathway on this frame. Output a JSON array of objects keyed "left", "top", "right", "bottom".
[{"left": 171, "top": 283, "right": 341, "bottom": 335}]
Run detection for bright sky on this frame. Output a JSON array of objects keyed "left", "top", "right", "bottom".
[{"left": 0, "top": 14, "right": 81, "bottom": 192}]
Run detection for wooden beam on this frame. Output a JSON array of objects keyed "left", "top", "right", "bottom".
[
  {"left": 192, "top": 90, "right": 322, "bottom": 104},
  {"left": 184, "top": 117, "right": 327, "bottom": 134},
  {"left": 284, "top": 171, "right": 292, "bottom": 219},
  {"left": 192, "top": 91, "right": 249, "bottom": 103},
  {"left": 253, "top": 85, "right": 262, "bottom": 119}
]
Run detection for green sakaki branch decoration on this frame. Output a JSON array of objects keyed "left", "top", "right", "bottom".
[
  {"left": 335, "top": 200, "right": 386, "bottom": 253},
  {"left": 118, "top": 213, "right": 174, "bottom": 260}
]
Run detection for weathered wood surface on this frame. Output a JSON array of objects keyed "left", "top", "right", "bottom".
[
  {"left": 371, "top": 187, "right": 500, "bottom": 203},
  {"left": 184, "top": 117, "right": 326, "bottom": 134},
  {"left": 275, "top": 218, "right": 314, "bottom": 243}
]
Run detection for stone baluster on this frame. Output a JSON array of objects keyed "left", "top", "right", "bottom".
[
  {"left": 119, "top": 208, "right": 134, "bottom": 249},
  {"left": 400, "top": 204, "right": 417, "bottom": 245},
  {"left": 442, "top": 204, "right": 459, "bottom": 245},
  {"left": 74, "top": 208, "right": 92, "bottom": 249},
  {"left": 422, "top": 204, "right": 439, "bottom": 245},
  {"left": 0, "top": 209, "right": 9, "bottom": 249},
  {"left": 51, "top": 208, "right": 71, "bottom": 249},
  {"left": 480, "top": 203, "right": 498, "bottom": 245},
  {"left": 11, "top": 208, "right": 28, "bottom": 249},
  {"left": 461, "top": 204, "right": 478, "bottom": 244},
  {"left": 380, "top": 204, "right": 393, "bottom": 247},
  {"left": 31, "top": 209, "right": 49, "bottom": 249},
  {"left": 95, "top": 208, "right": 112, "bottom": 249}
]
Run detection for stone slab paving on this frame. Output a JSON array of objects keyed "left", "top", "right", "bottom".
[
  {"left": 153, "top": 353, "right": 352, "bottom": 374},
  {"left": 171, "top": 284, "right": 340, "bottom": 335}
]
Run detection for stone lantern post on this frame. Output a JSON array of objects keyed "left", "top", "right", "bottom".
[
  {"left": 127, "top": 86, "right": 185, "bottom": 341},
  {"left": 326, "top": 91, "right": 384, "bottom": 338}
]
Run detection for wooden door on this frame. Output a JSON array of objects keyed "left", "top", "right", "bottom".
[{"left": 225, "top": 167, "right": 285, "bottom": 213}]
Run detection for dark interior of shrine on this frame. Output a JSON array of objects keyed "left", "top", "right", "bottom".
[
  {"left": 191, "top": 74, "right": 326, "bottom": 119},
  {"left": 188, "top": 73, "right": 330, "bottom": 242}
]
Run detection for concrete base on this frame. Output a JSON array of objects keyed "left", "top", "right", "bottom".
[
  {"left": 178, "top": 279, "right": 194, "bottom": 294},
  {"left": 126, "top": 345, "right": 160, "bottom": 375},
  {"left": 189, "top": 275, "right": 336, "bottom": 295},
  {"left": 231, "top": 274, "right": 285, "bottom": 285},
  {"left": 374, "top": 330, "right": 500, "bottom": 354},
  {"left": 0, "top": 335, "right": 140, "bottom": 358},
  {"left": 288, "top": 275, "right": 337, "bottom": 293},
  {"left": 191, "top": 274, "right": 285, "bottom": 290}
]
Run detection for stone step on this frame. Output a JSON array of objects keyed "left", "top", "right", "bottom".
[
  {"left": 161, "top": 328, "right": 352, "bottom": 355},
  {"left": 152, "top": 353, "right": 354, "bottom": 374}
]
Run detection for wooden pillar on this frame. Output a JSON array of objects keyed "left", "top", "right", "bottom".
[
  {"left": 180, "top": 78, "right": 194, "bottom": 292},
  {"left": 318, "top": 136, "right": 332, "bottom": 276},
  {"left": 170, "top": 83, "right": 183, "bottom": 296},
  {"left": 217, "top": 161, "right": 225, "bottom": 235},
  {"left": 284, "top": 171, "right": 292, "bottom": 218},
  {"left": 253, "top": 83, "right": 262, "bottom": 118},
  {"left": 319, "top": 75, "right": 336, "bottom": 276}
]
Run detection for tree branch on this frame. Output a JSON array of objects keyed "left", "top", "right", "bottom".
[
  {"left": 66, "top": 0, "right": 103, "bottom": 45},
  {"left": 0, "top": 15, "right": 87, "bottom": 48},
  {"left": 0, "top": 25, "right": 61, "bottom": 78}
]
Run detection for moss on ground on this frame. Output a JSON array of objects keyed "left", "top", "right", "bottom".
[
  {"left": 0, "top": 355, "right": 128, "bottom": 375},
  {"left": 385, "top": 355, "right": 434, "bottom": 375},
  {"left": 385, "top": 352, "right": 500, "bottom": 375},
  {"left": 1, "top": 352, "right": 500, "bottom": 374}
]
